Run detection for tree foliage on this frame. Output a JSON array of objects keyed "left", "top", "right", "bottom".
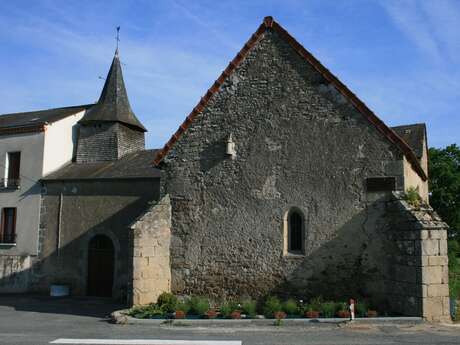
[{"left": 429, "top": 144, "right": 460, "bottom": 239}]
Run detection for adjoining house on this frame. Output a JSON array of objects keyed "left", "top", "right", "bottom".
[
  {"left": 0, "top": 104, "right": 90, "bottom": 291},
  {"left": 0, "top": 16, "right": 450, "bottom": 321}
]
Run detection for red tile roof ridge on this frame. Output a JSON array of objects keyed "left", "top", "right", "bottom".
[{"left": 153, "top": 16, "right": 426, "bottom": 181}]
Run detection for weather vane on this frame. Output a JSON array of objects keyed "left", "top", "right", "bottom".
[{"left": 116, "top": 26, "right": 121, "bottom": 53}]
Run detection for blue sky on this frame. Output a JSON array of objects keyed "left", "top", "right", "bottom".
[{"left": 0, "top": 0, "right": 458, "bottom": 149}]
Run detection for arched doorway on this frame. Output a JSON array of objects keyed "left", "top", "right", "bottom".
[{"left": 87, "top": 234, "right": 114, "bottom": 297}]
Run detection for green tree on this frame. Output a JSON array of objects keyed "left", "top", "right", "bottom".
[{"left": 429, "top": 144, "right": 460, "bottom": 239}]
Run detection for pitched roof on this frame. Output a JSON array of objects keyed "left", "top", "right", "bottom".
[
  {"left": 0, "top": 104, "right": 92, "bottom": 134},
  {"left": 79, "top": 50, "right": 147, "bottom": 132},
  {"left": 43, "top": 149, "right": 160, "bottom": 181},
  {"left": 152, "top": 16, "right": 427, "bottom": 181},
  {"left": 391, "top": 123, "right": 426, "bottom": 160}
]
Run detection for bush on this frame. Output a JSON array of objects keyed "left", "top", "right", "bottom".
[
  {"left": 157, "top": 292, "right": 178, "bottom": 313},
  {"left": 241, "top": 299, "right": 257, "bottom": 317},
  {"left": 356, "top": 300, "right": 368, "bottom": 317},
  {"left": 128, "top": 304, "right": 164, "bottom": 319},
  {"left": 320, "top": 301, "right": 337, "bottom": 318},
  {"left": 305, "top": 297, "right": 322, "bottom": 312},
  {"left": 220, "top": 301, "right": 237, "bottom": 318},
  {"left": 188, "top": 296, "right": 210, "bottom": 315},
  {"left": 405, "top": 186, "right": 422, "bottom": 208},
  {"left": 176, "top": 300, "right": 190, "bottom": 313},
  {"left": 263, "top": 296, "right": 282, "bottom": 318},
  {"left": 283, "top": 299, "right": 298, "bottom": 315}
]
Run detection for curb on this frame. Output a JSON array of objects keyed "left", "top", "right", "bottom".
[{"left": 110, "top": 310, "right": 423, "bottom": 327}]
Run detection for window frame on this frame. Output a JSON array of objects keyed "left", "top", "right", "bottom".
[
  {"left": 1, "top": 207, "right": 17, "bottom": 244},
  {"left": 283, "top": 208, "right": 305, "bottom": 256},
  {"left": 3, "top": 151, "right": 21, "bottom": 189}
]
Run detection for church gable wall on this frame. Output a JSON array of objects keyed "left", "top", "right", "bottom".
[{"left": 162, "top": 30, "right": 406, "bottom": 304}]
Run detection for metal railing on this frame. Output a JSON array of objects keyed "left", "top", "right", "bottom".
[
  {"left": 0, "top": 233, "right": 16, "bottom": 244},
  {"left": 0, "top": 178, "right": 20, "bottom": 189}
]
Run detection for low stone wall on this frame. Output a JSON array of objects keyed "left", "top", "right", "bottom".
[
  {"left": 130, "top": 195, "right": 172, "bottom": 305},
  {"left": 387, "top": 193, "right": 450, "bottom": 322}
]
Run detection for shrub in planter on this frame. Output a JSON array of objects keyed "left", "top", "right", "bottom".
[
  {"left": 356, "top": 300, "right": 368, "bottom": 318},
  {"left": 283, "top": 298, "right": 299, "bottom": 316},
  {"left": 263, "top": 296, "right": 283, "bottom": 318},
  {"left": 273, "top": 311, "right": 287, "bottom": 320},
  {"left": 129, "top": 304, "right": 164, "bottom": 319},
  {"left": 304, "top": 305, "right": 320, "bottom": 319},
  {"left": 241, "top": 299, "right": 257, "bottom": 318},
  {"left": 367, "top": 310, "right": 378, "bottom": 317},
  {"left": 157, "top": 292, "right": 178, "bottom": 313},
  {"left": 220, "top": 301, "right": 235, "bottom": 318},
  {"left": 336, "top": 302, "right": 350, "bottom": 318},
  {"left": 175, "top": 300, "right": 190, "bottom": 319},
  {"left": 230, "top": 310, "right": 242, "bottom": 319},
  {"left": 205, "top": 309, "right": 218, "bottom": 319},
  {"left": 188, "top": 296, "right": 210, "bottom": 316},
  {"left": 174, "top": 310, "right": 186, "bottom": 319},
  {"left": 320, "top": 301, "right": 337, "bottom": 318}
]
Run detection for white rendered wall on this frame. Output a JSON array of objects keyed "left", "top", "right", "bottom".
[{"left": 42, "top": 110, "right": 85, "bottom": 175}]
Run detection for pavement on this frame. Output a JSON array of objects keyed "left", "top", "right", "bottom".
[{"left": 0, "top": 295, "right": 459, "bottom": 345}]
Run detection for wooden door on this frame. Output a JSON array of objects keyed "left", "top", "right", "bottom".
[{"left": 87, "top": 235, "right": 114, "bottom": 297}]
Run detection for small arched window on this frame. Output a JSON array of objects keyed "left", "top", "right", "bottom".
[{"left": 284, "top": 209, "right": 305, "bottom": 255}]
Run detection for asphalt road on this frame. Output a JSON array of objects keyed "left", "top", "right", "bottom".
[{"left": 0, "top": 295, "right": 459, "bottom": 345}]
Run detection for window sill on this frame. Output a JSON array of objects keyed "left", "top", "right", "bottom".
[
  {"left": 284, "top": 252, "right": 306, "bottom": 258},
  {"left": 0, "top": 186, "right": 21, "bottom": 192},
  {"left": 0, "top": 243, "right": 17, "bottom": 248}
]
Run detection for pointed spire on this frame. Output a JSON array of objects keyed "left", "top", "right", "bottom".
[{"left": 79, "top": 50, "right": 146, "bottom": 132}]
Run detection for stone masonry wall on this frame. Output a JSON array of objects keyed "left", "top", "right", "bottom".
[
  {"left": 130, "top": 195, "right": 171, "bottom": 305},
  {"left": 387, "top": 193, "right": 450, "bottom": 321},
  {"left": 161, "top": 29, "right": 408, "bottom": 303}
]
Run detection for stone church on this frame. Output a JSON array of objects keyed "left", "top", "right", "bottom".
[{"left": 0, "top": 17, "right": 450, "bottom": 321}]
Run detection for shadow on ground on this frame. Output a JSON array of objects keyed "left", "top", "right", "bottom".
[{"left": 0, "top": 294, "right": 125, "bottom": 318}]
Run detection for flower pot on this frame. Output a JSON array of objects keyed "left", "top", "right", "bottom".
[
  {"left": 336, "top": 310, "right": 351, "bottom": 318},
  {"left": 367, "top": 310, "right": 378, "bottom": 318},
  {"left": 273, "top": 311, "right": 287, "bottom": 320},
  {"left": 304, "top": 310, "right": 320, "bottom": 319},
  {"left": 174, "top": 310, "right": 186, "bottom": 319},
  {"left": 230, "top": 311, "right": 241, "bottom": 319},
  {"left": 205, "top": 310, "right": 217, "bottom": 319}
]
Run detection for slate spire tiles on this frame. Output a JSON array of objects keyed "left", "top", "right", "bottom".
[{"left": 79, "top": 50, "right": 147, "bottom": 132}]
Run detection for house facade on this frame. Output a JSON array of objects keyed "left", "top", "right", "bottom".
[{"left": 0, "top": 105, "right": 88, "bottom": 291}]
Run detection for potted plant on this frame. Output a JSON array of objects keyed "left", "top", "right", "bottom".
[
  {"left": 189, "top": 296, "right": 210, "bottom": 318},
  {"left": 230, "top": 310, "right": 242, "bottom": 319},
  {"left": 304, "top": 297, "right": 321, "bottom": 318},
  {"left": 336, "top": 302, "right": 350, "bottom": 318},
  {"left": 320, "top": 301, "right": 336, "bottom": 318},
  {"left": 174, "top": 300, "right": 190, "bottom": 319},
  {"left": 273, "top": 311, "right": 287, "bottom": 319},
  {"left": 283, "top": 298, "right": 299, "bottom": 318},
  {"left": 304, "top": 305, "right": 320, "bottom": 319},
  {"left": 263, "top": 296, "right": 283, "bottom": 319},
  {"left": 205, "top": 309, "right": 218, "bottom": 319},
  {"left": 367, "top": 310, "right": 378, "bottom": 317}
]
